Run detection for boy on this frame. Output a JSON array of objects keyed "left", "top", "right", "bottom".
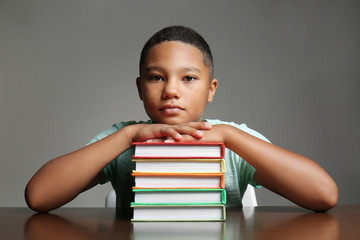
[{"left": 25, "top": 26, "right": 338, "bottom": 213}]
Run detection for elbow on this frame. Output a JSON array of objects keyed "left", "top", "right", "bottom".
[
  {"left": 312, "top": 181, "right": 339, "bottom": 212},
  {"left": 25, "top": 184, "right": 52, "bottom": 213},
  {"left": 321, "top": 187, "right": 339, "bottom": 212}
]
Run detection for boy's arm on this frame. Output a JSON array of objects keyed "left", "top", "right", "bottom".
[
  {"left": 25, "top": 122, "right": 210, "bottom": 212},
  {"left": 25, "top": 127, "right": 134, "bottom": 212},
  {"left": 198, "top": 124, "right": 338, "bottom": 212}
]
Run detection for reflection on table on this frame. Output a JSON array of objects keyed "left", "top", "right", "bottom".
[{"left": 19, "top": 205, "right": 357, "bottom": 240}]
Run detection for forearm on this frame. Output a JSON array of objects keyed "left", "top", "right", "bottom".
[
  {"left": 25, "top": 127, "right": 133, "bottom": 212},
  {"left": 222, "top": 125, "right": 338, "bottom": 211},
  {"left": 25, "top": 122, "right": 209, "bottom": 212}
]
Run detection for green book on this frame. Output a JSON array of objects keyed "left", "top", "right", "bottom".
[{"left": 132, "top": 188, "right": 226, "bottom": 205}]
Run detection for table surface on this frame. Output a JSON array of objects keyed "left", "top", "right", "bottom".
[{"left": 1, "top": 205, "right": 359, "bottom": 239}]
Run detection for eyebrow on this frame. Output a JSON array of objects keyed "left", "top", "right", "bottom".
[{"left": 182, "top": 67, "right": 202, "bottom": 73}]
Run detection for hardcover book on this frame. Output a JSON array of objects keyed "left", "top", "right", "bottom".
[
  {"left": 132, "top": 172, "right": 225, "bottom": 189},
  {"left": 133, "top": 142, "right": 225, "bottom": 159},
  {"left": 131, "top": 204, "right": 226, "bottom": 222},
  {"left": 132, "top": 188, "right": 227, "bottom": 205},
  {"left": 133, "top": 158, "right": 226, "bottom": 173},
  {"left": 132, "top": 221, "right": 225, "bottom": 240}
]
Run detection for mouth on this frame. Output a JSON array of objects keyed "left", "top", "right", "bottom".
[{"left": 160, "top": 104, "right": 184, "bottom": 115}]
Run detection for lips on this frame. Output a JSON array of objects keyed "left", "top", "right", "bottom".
[{"left": 160, "top": 104, "right": 184, "bottom": 115}]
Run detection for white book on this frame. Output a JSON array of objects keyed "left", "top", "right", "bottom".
[
  {"left": 132, "top": 172, "right": 225, "bottom": 189},
  {"left": 133, "top": 189, "right": 226, "bottom": 204},
  {"left": 132, "top": 221, "right": 225, "bottom": 240},
  {"left": 131, "top": 205, "right": 226, "bottom": 221},
  {"left": 133, "top": 159, "right": 226, "bottom": 173},
  {"left": 133, "top": 142, "right": 225, "bottom": 158}
]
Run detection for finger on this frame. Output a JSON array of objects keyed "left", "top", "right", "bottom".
[
  {"left": 181, "top": 121, "right": 212, "bottom": 130},
  {"left": 178, "top": 134, "right": 199, "bottom": 142},
  {"left": 145, "top": 138, "right": 171, "bottom": 143},
  {"left": 156, "top": 126, "right": 183, "bottom": 141},
  {"left": 171, "top": 125, "right": 205, "bottom": 139},
  {"left": 164, "top": 137, "right": 175, "bottom": 143}
]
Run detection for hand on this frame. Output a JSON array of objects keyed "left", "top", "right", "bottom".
[
  {"left": 125, "top": 121, "right": 213, "bottom": 143},
  {"left": 178, "top": 124, "right": 228, "bottom": 144}
]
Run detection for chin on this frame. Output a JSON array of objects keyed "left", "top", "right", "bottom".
[
  {"left": 149, "top": 112, "right": 202, "bottom": 125},
  {"left": 150, "top": 116, "right": 181, "bottom": 125},
  {"left": 158, "top": 119, "right": 184, "bottom": 125},
  {"left": 156, "top": 117, "right": 202, "bottom": 125}
]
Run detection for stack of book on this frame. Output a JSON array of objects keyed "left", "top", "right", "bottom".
[{"left": 131, "top": 142, "right": 227, "bottom": 222}]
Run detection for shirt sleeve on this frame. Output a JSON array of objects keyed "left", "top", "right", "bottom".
[
  {"left": 85, "top": 125, "right": 119, "bottom": 184},
  {"left": 85, "top": 120, "right": 148, "bottom": 185}
]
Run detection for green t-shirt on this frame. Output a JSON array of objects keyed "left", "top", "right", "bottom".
[{"left": 86, "top": 119, "right": 270, "bottom": 209}]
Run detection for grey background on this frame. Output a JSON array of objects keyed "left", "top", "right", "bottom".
[{"left": 1, "top": 0, "right": 359, "bottom": 208}]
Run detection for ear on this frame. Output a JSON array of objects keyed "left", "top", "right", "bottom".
[
  {"left": 136, "top": 77, "right": 144, "bottom": 101},
  {"left": 207, "top": 78, "right": 218, "bottom": 103}
]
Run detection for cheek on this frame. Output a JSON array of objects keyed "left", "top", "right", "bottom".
[
  {"left": 186, "top": 89, "right": 209, "bottom": 110},
  {"left": 190, "top": 86, "right": 209, "bottom": 101},
  {"left": 142, "top": 86, "right": 160, "bottom": 101}
]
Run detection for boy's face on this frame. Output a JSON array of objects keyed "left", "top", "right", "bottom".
[{"left": 137, "top": 41, "right": 218, "bottom": 125}]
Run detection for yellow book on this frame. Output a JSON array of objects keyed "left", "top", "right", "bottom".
[{"left": 133, "top": 158, "right": 226, "bottom": 173}]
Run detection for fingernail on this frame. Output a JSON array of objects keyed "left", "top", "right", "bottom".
[
  {"left": 196, "top": 130, "right": 203, "bottom": 136},
  {"left": 175, "top": 134, "right": 182, "bottom": 140},
  {"left": 204, "top": 122, "right": 211, "bottom": 128}
]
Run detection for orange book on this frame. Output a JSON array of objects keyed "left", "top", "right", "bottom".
[{"left": 132, "top": 172, "right": 225, "bottom": 189}]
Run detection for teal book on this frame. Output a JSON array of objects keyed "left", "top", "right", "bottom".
[{"left": 132, "top": 188, "right": 226, "bottom": 205}]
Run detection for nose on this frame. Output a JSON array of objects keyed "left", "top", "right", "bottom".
[{"left": 162, "top": 79, "right": 180, "bottom": 99}]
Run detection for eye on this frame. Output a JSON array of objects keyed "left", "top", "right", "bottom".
[
  {"left": 148, "top": 75, "right": 164, "bottom": 81},
  {"left": 183, "top": 76, "right": 197, "bottom": 82}
]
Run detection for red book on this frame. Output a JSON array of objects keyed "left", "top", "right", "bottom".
[{"left": 133, "top": 142, "right": 225, "bottom": 159}]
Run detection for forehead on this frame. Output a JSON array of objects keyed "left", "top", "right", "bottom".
[{"left": 143, "top": 41, "right": 206, "bottom": 68}]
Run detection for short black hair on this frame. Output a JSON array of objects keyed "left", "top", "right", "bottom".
[{"left": 139, "top": 26, "right": 214, "bottom": 79}]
